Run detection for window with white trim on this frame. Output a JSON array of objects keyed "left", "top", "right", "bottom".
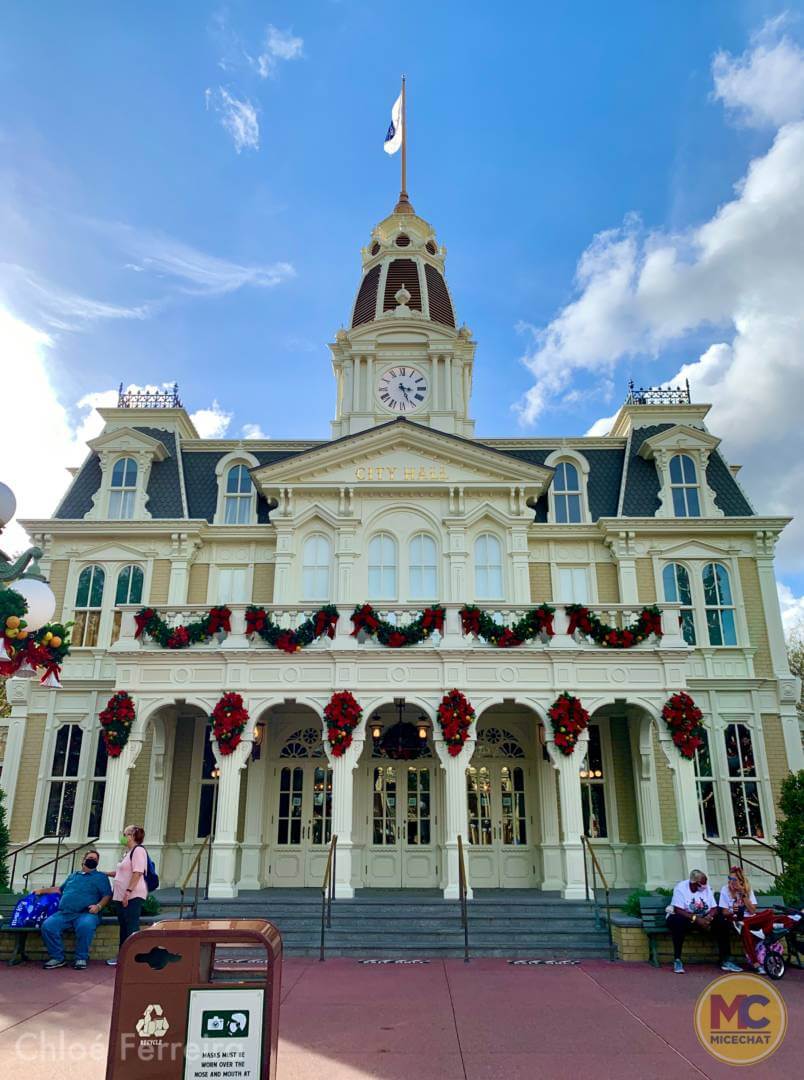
[
  {"left": 553, "top": 462, "right": 582, "bottom": 523},
  {"left": 109, "top": 457, "right": 138, "bottom": 520},
  {"left": 724, "top": 723, "right": 765, "bottom": 838},
  {"left": 669, "top": 454, "right": 701, "bottom": 518},
  {"left": 302, "top": 535, "right": 331, "bottom": 600},
  {"left": 693, "top": 728, "right": 719, "bottom": 838},
  {"left": 196, "top": 735, "right": 218, "bottom": 839},
  {"left": 44, "top": 724, "right": 83, "bottom": 836},
  {"left": 217, "top": 567, "right": 249, "bottom": 604},
  {"left": 86, "top": 736, "right": 108, "bottom": 837},
  {"left": 579, "top": 726, "right": 607, "bottom": 838},
  {"left": 557, "top": 566, "right": 589, "bottom": 604},
  {"left": 368, "top": 533, "right": 397, "bottom": 599},
  {"left": 73, "top": 565, "right": 105, "bottom": 647},
  {"left": 474, "top": 533, "right": 503, "bottom": 599},
  {"left": 702, "top": 563, "right": 737, "bottom": 646},
  {"left": 662, "top": 563, "right": 696, "bottom": 646},
  {"left": 111, "top": 564, "right": 144, "bottom": 644},
  {"left": 409, "top": 534, "right": 438, "bottom": 600},
  {"left": 224, "top": 464, "right": 254, "bottom": 524}
]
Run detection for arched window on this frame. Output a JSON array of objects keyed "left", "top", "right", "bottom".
[
  {"left": 553, "top": 461, "right": 582, "bottom": 523},
  {"left": 224, "top": 464, "right": 253, "bottom": 524},
  {"left": 702, "top": 563, "right": 737, "bottom": 646},
  {"left": 474, "top": 534, "right": 503, "bottom": 599},
  {"left": 109, "top": 457, "right": 137, "bottom": 519},
  {"left": 302, "top": 535, "right": 331, "bottom": 600},
  {"left": 724, "top": 723, "right": 764, "bottom": 838},
  {"left": 409, "top": 534, "right": 437, "bottom": 600},
  {"left": 662, "top": 563, "right": 696, "bottom": 646},
  {"left": 112, "top": 565, "right": 144, "bottom": 644},
  {"left": 669, "top": 454, "right": 700, "bottom": 518},
  {"left": 368, "top": 533, "right": 397, "bottom": 599},
  {"left": 73, "top": 565, "right": 105, "bottom": 647},
  {"left": 44, "top": 724, "right": 83, "bottom": 836}
]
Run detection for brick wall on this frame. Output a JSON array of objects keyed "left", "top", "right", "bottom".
[
  {"left": 651, "top": 729, "right": 680, "bottom": 843},
  {"left": 124, "top": 729, "right": 153, "bottom": 826},
  {"left": 738, "top": 558, "right": 773, "bottom": 679},
  {"left": 610, "top": 718, "right": 639, "bottom": 843},
  {"left": 762, "top": 714, "right": 790, "bottom": 814},
  {"left": 149, "top": 560, "right": 171, "bottom": 605},
  {"left": 252, "top": 563, "right": 275, "bottom": 604},
  {"left": 48, "top": 559, "right": 69, "bottom": 621},
  {"left": 636, "top": 559, "right": 657, "bottom": 604},
  {"left": 9, "top": 716, "right": 46, "bottom": 842},
  {"left": 596, "top": 562, "right": 620, "bottom": 604},
  {"left": 165, "top": 716, "right": 195, "bottom": 842},
  {"left": 529, "top": 562, "right": 552, "bottom": 602},
  {"left": 187, "top": 564, "right": 210, "bottom": 606}
]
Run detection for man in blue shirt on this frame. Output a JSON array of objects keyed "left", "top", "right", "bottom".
[{"left": 35, "top": 850, "right": 112, "bottom": 970}]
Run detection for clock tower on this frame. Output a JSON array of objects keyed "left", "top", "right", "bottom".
[{"left": 330, "top": 195, "right": 476, "bottom": 438}]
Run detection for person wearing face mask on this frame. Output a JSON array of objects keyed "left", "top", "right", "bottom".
[
  {"left": 666, "top": 869, "right": 742, "bottom": 974},
  {"left": 34, "top": 850, "right": 112, "bottom": 970}
]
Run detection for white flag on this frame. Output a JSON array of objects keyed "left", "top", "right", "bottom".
[{"left": 384, "top": 93, "right": 403, "bottom": 155}]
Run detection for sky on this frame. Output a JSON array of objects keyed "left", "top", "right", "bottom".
[{"left": 2, "top": 1, "right": 804, "bottom": 629}]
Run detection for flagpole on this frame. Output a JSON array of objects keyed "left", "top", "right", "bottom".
[{"left": 401, "top": 74, "right": 407, "bottom": 201}]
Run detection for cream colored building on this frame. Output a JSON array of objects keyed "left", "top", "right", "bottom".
[{"left": 3, "top": 195, "right": 801, "bottom": 901}]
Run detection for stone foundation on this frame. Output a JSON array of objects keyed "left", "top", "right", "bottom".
[
  {"left": 612, "top": 921, "right": 723, "bottom": 965},
  {"left": 0, "top": 917, "right": 157, "bottom": 963}
]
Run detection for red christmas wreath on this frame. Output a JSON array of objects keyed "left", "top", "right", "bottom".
[
  {"left": 99, "top": 691, "right": 136, "bottom": 757},
  {"left": 210, "top": 691, "right": 250, "bottom": 756},
  {"left": 661, "top": 691, "right": 704, "bottom": 759},
  {"left": 548, "top": 692, "right": 590, "bottom": 755},
  {"left": 324, "top": 690, "right": 363, "bottom": 757},
  {"left": 437, "top": 689, "right": 476, "bottom": 756}
]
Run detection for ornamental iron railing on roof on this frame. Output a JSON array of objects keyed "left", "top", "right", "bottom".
[
  {"left": 626, "top": 380, "right": 690, "bottom": 406},
  {"left": 118, "top": 383, "right": 182, "bottom": 409}
]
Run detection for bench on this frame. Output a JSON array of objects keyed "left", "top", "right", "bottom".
[{"left": 0, "top": 913, "right": 158, "bottom": 965}]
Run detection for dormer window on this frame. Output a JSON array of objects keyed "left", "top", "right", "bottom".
[
  {"left": 669, "top": 454, "right": 700, "bottom": 518},
  {"left": 637, "top": 425, "right": 723, "bottom": 519},
  {"left": 553, "top": 462, "right": 582, "bottom": 523},
  {"left": 224, "top": 465, "right": 253, "bottom": 524},
  {"left": 109, "top": 457, "right": 138, "bottom": 520},
  {"left": 86, "top": 427, "right": 168, "bottom": 522}
]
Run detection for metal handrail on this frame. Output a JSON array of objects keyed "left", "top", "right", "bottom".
[
  {"left": 703, "top": 837, "right": 778, "bottom": 881},
  {"left": 176, "top": 833, "right": 213, "bottom": 919},
  {"left": 580, "top": 835, "right": 614, "bottom": 960},
  {"left": 23, "top": 836, "right": 100, "bottom": 890},
  {"left": 733, "top": 835, "right": 784, "bottom": 875},
  {"left": 2, "top": 834, "right": 61, "bottom": 894},
  {"left": 457, "top": 835, "right": 470, "bottom": 963},
  {"left": 319, "top": 834, "right": 338, "bottom": 961}
]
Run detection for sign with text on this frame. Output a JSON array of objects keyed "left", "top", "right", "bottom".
[{"left": 184, "top": 988, "right": 264, "bottom": 1079}]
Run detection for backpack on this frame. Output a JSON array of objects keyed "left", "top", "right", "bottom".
[
  {"left": 129, "top": 846, "right": 160, "bottom": 893},
  {"left": 10, "top": 892, "right": 60, "bottom": 928}
]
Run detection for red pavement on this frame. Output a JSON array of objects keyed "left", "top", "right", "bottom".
[{"left": 0, "top": 958, "right": 801, "bottom": 1079}]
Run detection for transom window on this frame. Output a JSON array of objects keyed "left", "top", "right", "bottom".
[
  {"left": 73, "top": 565, "right": 105, "bottom": 647},
  {"left": 553, "top": 461, "right": 582, "bottom": 523},
  {"left": 579, "top": 726, "right": 607, "bottom": 838},
  {"left": 474, "top": 533, "right": 503, "bottom": 599},
  {"left": 662, "top": 563, "right": 696, "bottom": 646},
  {"left": 368, "top": 533, "right": 397, "bottom": 599},
  {"left": 409, "top": 534, "right": 437, "bottom": 600},
  {"left": 476, "top": 727, "right": 526, "bottom": 759},
  {"left": 224, "top": 464, "right": 254, "bottom": 524},
  {"left": 693, "top": 729, "right": 719, "bottom": 838},
  {"left": 109, "top": 457, "right": 137, "bottom": 520},
  {"left": 724, "top": 723, "right": 764, "bottom": 838},
  {"left": 669, "top": 454, "right": 701, "bottom": 518},
  {"left": 44, "top": 724, "right": 83, "bottom": 836},
  {"left": 302, "top": 535, "right": 331, "bottom": 601},
  {"left": 112, "top": 565, "right": 144, "bottom": 644},
  {"left": 280, "top": 728, "right": 326, "bottom": 758},
  {"left": 702, "top": 563, "right": 737, "bottom": 646}
]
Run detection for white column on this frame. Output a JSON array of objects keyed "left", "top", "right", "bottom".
[
  {"left": 238, "top": 746, "right": 267, "bottom": 892},
  {"left": 208, "top": 737, "right": 251, "bottom": 899},
  {"left": 143, "top": 719, "right": 177, "bottom": 868},
  {"left": 537, "top": 751, "right": 563, "bottom": 891},
  {"left": 664, "top": 744, "right": 709, "bottom": 878},
  {"left": 0, "top": 678, "right": 32, "bottom": 817},
  {"left": 548, "top": 732, "right": 588, "bottom": 899},
  {"left": 629, "top": 718, "right": 665, "bottom": 889},
  {"left": 97, "top": 736, "right": 144, "bottom": 867},
  {"left": 327, "top": 735, "right": 364, "bottom": 898},
  {"left": 434, "top": 734, "right": 475, "bottom": 900}
]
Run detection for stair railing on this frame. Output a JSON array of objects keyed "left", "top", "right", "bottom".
[
  {"left": 176, "top": 833, "right": 213, "bottom": 920},
  {"left": 580, "top": 834, "right": 614, "bottom": 960},
  {"left": 319, "top": 834, "right": 338, "bottom": 962},
  {"left": 703, "top": 836, "right": 778, "bottom": 881},
  {"left": 733, "top": 835, "right": 784, "bottom": 876},
  {"left": 457, "top": 834, "right": 470, "bottom": 963},
  {"left": 2, "top": 834, "right": 60, "bottom": 893},
  {"left": 22, "top": 835, "right": 100, "bottom": 890}
]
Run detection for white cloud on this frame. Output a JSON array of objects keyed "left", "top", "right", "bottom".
[
  {"left": 205, "top": 87, "right": 260, "bottom": 153},
  {"left": 241, "top": 423, "right": 267, "bottom": 439},
  {"left": 190, "top": 400, "right": 232, "bottom": 438},
  {"left": 713, "top": 17, "right": 804, "bottom": 128},
  {"left": 778, "top": 582, "right": 804, "bottom": 637},
  {"left": 257, "top": 25, "right": 304, "bottom": 78},
  {"left": 1, "top": 264, "right": 152, "bottom": 331}
]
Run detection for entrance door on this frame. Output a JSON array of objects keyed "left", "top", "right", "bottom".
[
  {"left": 365, "top": 763, "right": 438, "bottom": 887},
  {"left": 465, "top": 763, "right": 534, "bottom": 887},
  {"left": 270, "top": 761, "right": 333, "bottom": 886}
]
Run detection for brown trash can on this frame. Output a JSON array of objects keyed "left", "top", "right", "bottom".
[{"left": 106, "top": 918, "right": 282, "bottom": 1080}]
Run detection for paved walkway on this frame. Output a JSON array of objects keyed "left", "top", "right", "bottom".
[{"left": 0, "top": 959, "right": 800, "bottom": 1078}]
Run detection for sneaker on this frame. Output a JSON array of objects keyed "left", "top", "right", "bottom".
[
  {"left": 755, "top": 965, "right": 767, "bottom": 976},
  {"left": 73, "top": 959, "right": 87, "bottom": 970},
  {"left": 750, "top": 929, "right": 765, "bottom": 940},
  {"left": 673, "top": 959, "right": 685, "bottom": 974},
  {"left": 105, "top": 958, "right": 118, "bottom": 967},
  {"left": 721, "top": 960, "right": 742, "bottom": 973},
  {"left": 43, "top": 958, "right": 66, "bottom": 969}
]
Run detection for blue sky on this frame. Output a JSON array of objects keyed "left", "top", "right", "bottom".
[{"left": 3, "top": 2, "right": 804, "bottom": 624}]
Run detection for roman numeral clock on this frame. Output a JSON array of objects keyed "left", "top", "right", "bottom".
[{"left": 377, "top": 366, "right": 429, "bottom": 413}]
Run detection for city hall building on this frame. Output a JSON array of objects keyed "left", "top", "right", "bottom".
[{"left": 3, "top": 192, "right": 801, "bottom": 902}]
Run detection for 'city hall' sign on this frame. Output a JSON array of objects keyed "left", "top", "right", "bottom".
[{"left": 354, "top": 462, "right": 448, "bottom": 481}]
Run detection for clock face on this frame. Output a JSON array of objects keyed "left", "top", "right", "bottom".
[{"left": 377, "top": 366, "right": 428, "bottom": 412}]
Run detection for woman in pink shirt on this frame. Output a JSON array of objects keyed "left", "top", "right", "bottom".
[{"left": 105, "top": 824, "right": 148, "bottom": 967}]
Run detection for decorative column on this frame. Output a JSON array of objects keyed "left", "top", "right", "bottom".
[
  {"left": 604, "top": 530, "right": 639, "bottom": 605},
  {"left": 434, "top": 732, "right": 475, "bottom": 900},
  {"left": 97, "top": 736, "right": 145, "bottom": 867},
  {"left": 629, "top": 717, "right": 666, "bottom": 889},
  {"left": 208, "top": 736, "right": 252, "bottom": 899},
  {"left": 547, "top": 730, "right": 588, "bottom": 900},
  {"left": 143, "top": 718, "right": 177, "bottom": 869},
  {"left": 0, "top": 679, "right": 33, "bottom": 820},
  {"left": 326, "top": 732, "right": 364, "bottom": 898},
  {"left": 167, "top": 532, "right": 200, "bottom": 604},
  {"left": 661, "top": 739, "right": 709, "bottom": 878},
  {"left": 238, "top": 724, "right": 267, "bottom": 891},
  {"left": 537, "top": 746, "right": 563, "bottom": 891}
]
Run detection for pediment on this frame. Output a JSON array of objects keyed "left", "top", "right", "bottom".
[
  {"left": 660, "top": 538, "right": 732, "bottom": 559},
  {"left": 88, "top": 427, "right": 168, "bottom": 460},
  {"left": 638, "top": 425, "right": 720, "bottom": 459}
]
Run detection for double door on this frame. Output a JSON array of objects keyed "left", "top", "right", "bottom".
[
  {"left": 465, "top": 762, "right": 534, "bottom": 887},
  {"left": 365, "top": 763, "right": 439, "bottom": 887},
  {"left": 269, "top": 762, "right": 333, "bottom": 886}
]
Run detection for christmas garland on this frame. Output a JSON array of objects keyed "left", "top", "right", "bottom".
[
  {"left": 210, "top": 691, "right": 250, "bottom": 756},
  {"left": 134, "top": 606, "right": 232, "bottom": 649},
  {"left": 99, "top": 691, "right": 136, "bottom": 757},
  {"left": 548, "top": 692, "right": 590, "bottom": 755},
  {"left": 460, "top": 604, "right": 555, "bottom": 648},
  {"left": 324, "top": 690, "right": 363, "bottom": 757},
  {"left": 0, "top": 587, "right": 71, "bottom": 686},
  {"left": 661, "top": 691, "right": 705, "bottom": 759},
  {"left": 566, "top": 604, "right": 663, "bottom": 648},
  {"left": 437, "top": 689, "right": 476, "bottom": 756},
  {"left": 246, "top": 605, "right": 339, "bottom": 654},
  {"left": 350, "top": 603, "right": 445, "bottom": 647}
]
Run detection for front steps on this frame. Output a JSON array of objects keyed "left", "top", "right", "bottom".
[{"left": 157, "top": 888, "right": 613, "bottom": 959}]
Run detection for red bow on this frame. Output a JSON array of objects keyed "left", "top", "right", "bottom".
[
  {"left": 207, "top": 606, "right": 232, "bottom": 635},
  {"left": 460, "top": 607, "right": 481, "bottom": 636},
  {"left": 351, "top": 605, "right": 379, "bottom": 636},
  {"left": 246, "top": 608, "right": 267, "bottom": 635},
  {"left": 134, "top": 609, "right": 155, "bottom": 638},
  {"left": 422, "top": 607, "right": 445, "bottom": 633},
  {"left": 314, "top": 609, "right": 338, "bottom": 639}
]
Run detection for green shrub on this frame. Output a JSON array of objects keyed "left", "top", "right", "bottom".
[
  {"left": 774, "top": 770, "right": 804, "bottom": 907},
  {"left": 623, "top": 889, "right": 652, "bottom": 917}
]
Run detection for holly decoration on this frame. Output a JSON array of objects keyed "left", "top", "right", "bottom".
[
  {"left": 324, "top": 690, "right": 363, "bottom": 757},
  {"left": 662, "top": 691, "right": 705, "bottom": 759},
  {"left": 437, "top": 689, "right": 476, "bottom": 756},
  {"left": 134, "top": 606, "right": 232, "bottom": 649},
  {"left": 246, "top": 605, "right": 339, "bottom": 654},
  {"left": 99, "top": 691, "right": 136, "bottom": 757},
  {"left": 460, "top": 604, "right": 555, "bottom": 647},
  {"left": 210, "top": 691, "right": 250, "bottom": 756},
  {"left": 350, "top": 603, "right": 445, "bottom": 647},
  {"left": 0, "top": 587, "right": 71, "bottom": 686},
  {"left": 548, "top": 692, "right": 590, "bottom": 755},
  {"left": 566, "top": 605, "right": 663, "bottom": 648}
]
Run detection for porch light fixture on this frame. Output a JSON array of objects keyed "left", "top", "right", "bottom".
[
  {"left": 211, "top": 765, "right": 220, "bottom": 780},
  {"left": 417, "top": 721, "right": 428, "bottom": 741},
  {"left": 371, "top": 715, "right": 383, "bottom": 740},
  {"left": 250, "top": 719, "right": 266, "bottom": 761}
]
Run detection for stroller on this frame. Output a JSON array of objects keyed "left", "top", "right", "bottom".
[{"left": 734, "top": 906, "right": 803, "bottom": 980}]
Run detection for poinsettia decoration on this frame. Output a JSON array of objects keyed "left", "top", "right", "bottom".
[
  {"left": 350, "top": 604, "right": 445, "bottom": 647},
  {"left": 662, "top": 691, "right": 705, "bottom": 759},
  {"left": 548, "top": 692, "right": 590, "bottom": 755},
  {"left": 134, "top": 606, "right": 232, "bottom": 649},
  {"left": 210, "top": 691, "right": 250, "bottom": 756},
  {"left": 0, "top": 587, "right": 72, "bottom": 686},
  {"left": 460, "top": 604, "right": 555, "bottom": 647},
  {"left": 99, "top": 691, "right": 136, "bottom": 757},
  {"left": 246, "top": 605, "right": 339, "bottom": 654},
  {"left": 566, "top": 604, "right": 663, "bottom": 648},
  {"left": 324, "top": 690, "right": 363, "bottom": 757},
  {"left": 437, "top": 689, "right": 476, "bottom": 756}
]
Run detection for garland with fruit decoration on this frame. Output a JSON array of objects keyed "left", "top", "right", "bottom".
[
  {"left": 324, "top": 690, "right": 363, "bottom": 757},
  {"left": 548, "top": 692, "right": 590, "bottom": 755},
  {"left": 134, "top": 606, "right": 232, "bottom": 649},
  {"left": 98, "top": 691, "right": 136, "bottom": 757},
  {"left": 210, "top": 691, "right": 250, "bottom": 756},
  {"left": 437, "top": 689, "right": 476, "bottom": 756},
  {"left": 661, "top": 691, "right": 705, "bottom": 759},
  {"left": 350, "top": 603, "right": 445, "bottom": 647},
  {"left": 0, "top": 588, "right": 71, "bottom": 686},
  {"left": 246, "top": 605, "right": 339, "bottom": 654},
  {"left": 565, "top": 604, "right": 663, "bottom": 648},
  {"left": 459, "top": 604, "right": 555, "bottom": 648}
]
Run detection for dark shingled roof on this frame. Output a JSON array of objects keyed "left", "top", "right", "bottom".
[
  {"left": 56, "top": 453, "right": 102, "bottom": 518},
  {"left": 137, "top": 428, "right": 183, "bottom": 519},
  {"left": 499, "top": 447, "right": 625, "bottom": 522},
  {"left": 182, "top": 450, "right": 301, "bottom": 523},
  {"left": 706, "top": 452, "right": 754, "bottom": 516}
]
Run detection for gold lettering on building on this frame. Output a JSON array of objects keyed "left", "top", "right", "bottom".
[{"left": 353, "top": 462, "right": 449, "bottom": 481}]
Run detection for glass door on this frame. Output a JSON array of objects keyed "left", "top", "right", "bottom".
[
  {"left": 401, "top": 765, "right": 438, "bottom": 887},
  {"left": 466, "top": 763, "right": 533, "bottom": 887},
  {"left": 272, "top": 762, "right": 332, "bottom": 886},
  {"left": 366, "top": 763, "right": 439, "bottom": 887},
  {"left": 304, "top": 763, "right": 333, "bottom": 885}
]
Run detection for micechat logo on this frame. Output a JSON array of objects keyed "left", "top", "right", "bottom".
[{"left": 694, "top": 973, "right": 788, "bottom": 1065}]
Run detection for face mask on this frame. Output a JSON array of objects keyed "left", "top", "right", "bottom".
[{"left": 84, "top": 857, "right": 99, "bottom": 869}]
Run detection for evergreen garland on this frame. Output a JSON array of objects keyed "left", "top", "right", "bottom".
[
  {"left": 246, "top": 605, "right": 339, "bottom": 653},
  {"left": 459, "top": 604, "right": 555, "bottom": 647},
  {"left": 350, "top": 604, "right": 445, "bottom": 647}
]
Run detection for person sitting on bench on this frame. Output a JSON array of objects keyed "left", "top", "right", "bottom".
[
  {"left": 719, "top": 866, "right": 802, "bottom": 974},
  {"left": 666, "top": 869, "right": 741, "bottom": 974},
  {"left": 34, "top": 850, "right": 112, "bottom": 970}
]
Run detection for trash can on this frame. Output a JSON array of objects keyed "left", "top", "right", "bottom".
[{"left": 106, "top": 918, "right": 282, "bottom": 1080}]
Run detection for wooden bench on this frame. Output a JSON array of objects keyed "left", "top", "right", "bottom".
[{"left": 0, "top": 913, "right": 158, "bottom": 965}]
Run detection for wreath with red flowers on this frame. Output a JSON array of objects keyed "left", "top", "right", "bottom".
[
  {"left": 324, "top": 690, "right": 363, "bottom": 757},
  {"left": 99, "top": 691, "right": 136, "bottom": 757},
  {"left": 350, "top": 604, "right": 445, "bottom": 647},
  {"left": 246, "top": 605, "right": 339, "bottom": 654},
  {"left": 661, "top": 691, "right": 705, "bottom": 759},
  {"left": 0, "top": 587, "right": 72, "bottom": 686},
  {"left": 437, "top": 689, "right": 476, "bottom": 756},
  {"left": 135, "top": 606, "right": 232, "bottom": 649},
  {"left": 548, "top": 692, "right": 590, "bottom": 755},
  {"left": 566, "top": 604, "right": 663, "bottom": 648},
  {"left": 459, "top": 604, "right": 555, "bottom": 647},
  {"left": 210, "top": 691, "right": 250, "bottom": 756}
]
